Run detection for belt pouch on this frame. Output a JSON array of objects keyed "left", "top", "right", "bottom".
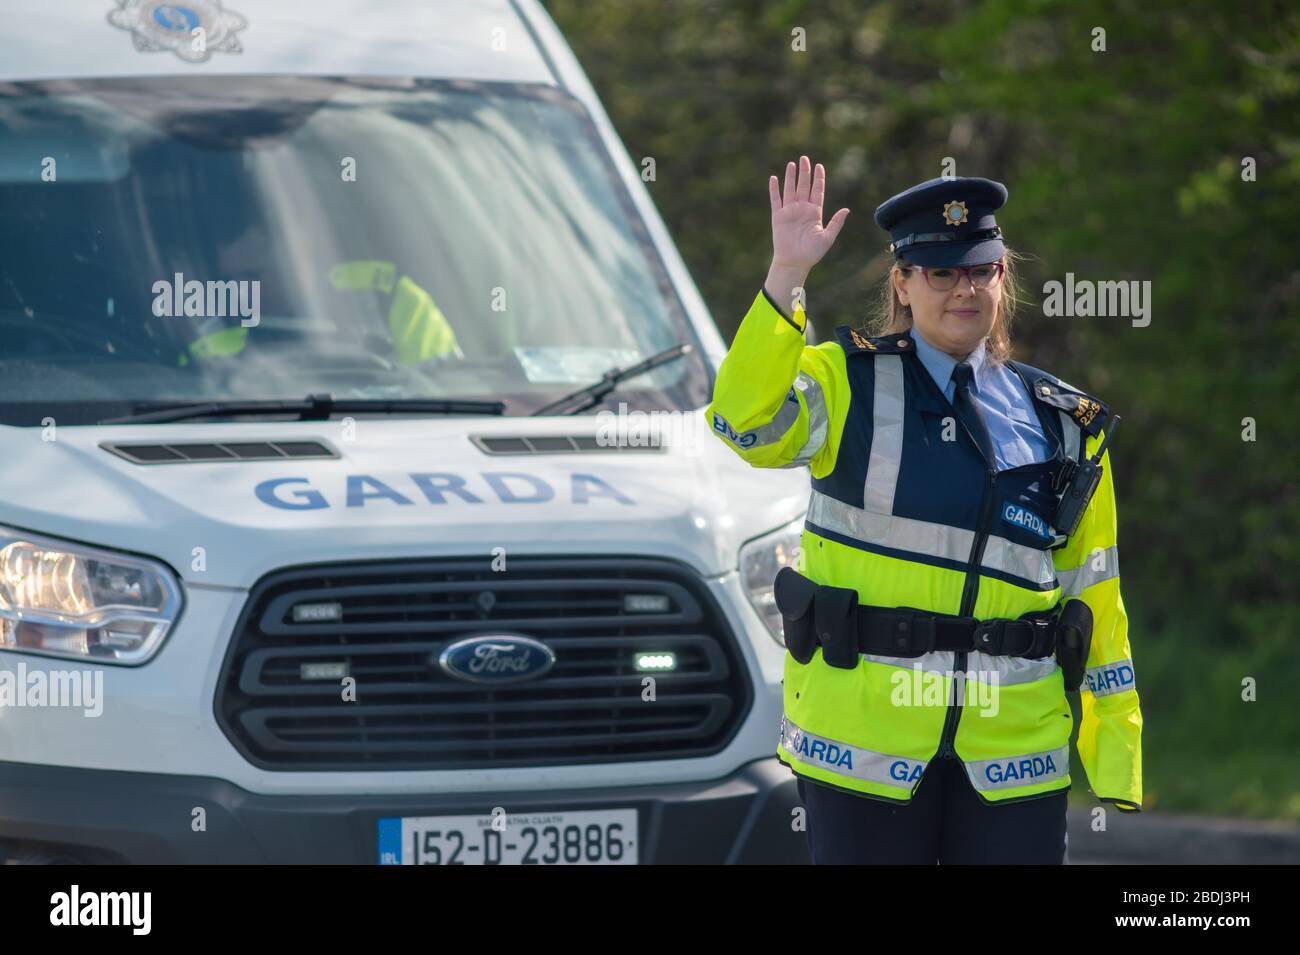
[
  {"left": 813, "top": 584, "right": 860, "bottom": 670},
  {"left": 773, "top": 566, "right": 819, "bottom": 665}
]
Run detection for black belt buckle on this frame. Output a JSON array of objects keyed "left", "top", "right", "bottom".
[
  {"left": 976, "top": 614, "right": 1055, "bottom": 657},
  {"left": 971, "top": 618, "right": 1007, "bottom": 654},
  {"left": 1024, "top": 615, "right": 1055, "bottom": 660},
  {"left": 1020, "top": 612, "right": 1058, "bottom": 658}
]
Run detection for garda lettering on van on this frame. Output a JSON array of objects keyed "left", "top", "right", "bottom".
[
  {"left": 1084, "top": 660, "right": 1136, "bottom": 697},
  {"left": 1001, "top": 501, "right": 1053, "bottom": 541},
  {"left": 254, "top": 472, "right": 635, "bottom": 510},
  {"left": 983, "top": 753, "right": 1059, "bottom": 785}
]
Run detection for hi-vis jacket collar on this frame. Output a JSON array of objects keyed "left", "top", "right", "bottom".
[{"left": 833, "top": 323, "right": 1109, "bottom": 436}]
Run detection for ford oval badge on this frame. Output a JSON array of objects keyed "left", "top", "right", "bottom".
[{"left": 437, "top": 634, "right": 556, "bottom": 685}]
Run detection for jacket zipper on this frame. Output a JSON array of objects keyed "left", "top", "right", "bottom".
[
  {"left": 937, "top": 466, "right": 996, "bottom": 759},
  {"left": 916, "top": 358, "right": 1047, "bottom": 762},
  {"left": 937, "top": 453, "right": 1063, "bottom": 759}
]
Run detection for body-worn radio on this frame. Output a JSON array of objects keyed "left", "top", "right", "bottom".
[{"left": 1052, "top": 414, "right": 1120, "bottom": 539}]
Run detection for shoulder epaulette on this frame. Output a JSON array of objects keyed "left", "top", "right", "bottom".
[
  {"left": 1012, "top": 360, "right": 1110, "bottom": 437},
  {"left": 834, "top": 325, "right": 915, "bottom": 356}
]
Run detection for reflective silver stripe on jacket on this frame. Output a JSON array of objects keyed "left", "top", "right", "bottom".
[
  {"left": 981, "top": 533, "right": 1057, "bottom": 587},
  {"left": 1056, "top": 545, "right": 1120, "bottom": 595},
  {"left": 1083, "top": 657, "right": 1137, "bottom": 697},
  {"left": 807, "top": 490, "right": 1057, "bottom": 587},
  {"left": 862, "top": 355, "right": 905, "bottom": 510},
  {"left": 741, "top": 388, "right": 803, "bottom": 448},
  {"left": 781, "top": 371, "right": 830, "bottom": 468},
  {"left": 779, "top": 715, "right": 924, "bottom": 787},
  {"left": 864, "top": 651, "right": 1056, "bottom": 686},
  {"left": 862, "top": 650, "right": 956, "bottom": 676},
  {"left": 960, "top": 744, "right": 1070, "bottom": 792},
  {"left": 965, "top": 651, "right": 1060, "bottom": 687}
]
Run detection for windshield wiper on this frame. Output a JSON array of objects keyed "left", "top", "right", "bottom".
[
  {"left": 98, "top": 394, "right": 507, "bottom": 425},
  {"left": 530, "top": 343, "right": 693, "bottom": 416}
]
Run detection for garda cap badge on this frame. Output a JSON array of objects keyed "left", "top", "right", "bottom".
[
  {"left": 943, "top": 200, "right": 969, "bottom": 226},
  {"left": 107, "top": 0, "right": 248, "bottom": 63}
]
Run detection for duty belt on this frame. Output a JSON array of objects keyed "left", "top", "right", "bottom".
[{"left": 772, "top": 566, "right": 1061, "bottom": 669}]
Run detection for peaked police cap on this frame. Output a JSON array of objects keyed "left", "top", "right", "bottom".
[{"left": 873, "top": 176, "right": 1008, "bottom": 266}]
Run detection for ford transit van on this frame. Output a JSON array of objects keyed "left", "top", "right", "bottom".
[{"left": 0, "top": 0, "right": 809, "bottom": 863}]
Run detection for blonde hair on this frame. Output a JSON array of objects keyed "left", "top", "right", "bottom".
[{"left": 860, "top": 247, "right": 1025, "bottom": 366}]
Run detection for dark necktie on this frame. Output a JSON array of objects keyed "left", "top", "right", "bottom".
[{"left": 951, "top": 361, "right": 996, "bottom": 467}]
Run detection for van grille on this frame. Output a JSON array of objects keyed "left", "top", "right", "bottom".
[{"left": 215, "top": 557, "right": 751, "bottom": 770}]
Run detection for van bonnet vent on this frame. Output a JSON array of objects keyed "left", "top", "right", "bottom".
[
  {"left": 101, "top": 440, "right": 338, "bottom": 464},
  {"left": 471, "top": 434, "right": 664, "bottom": 455}
]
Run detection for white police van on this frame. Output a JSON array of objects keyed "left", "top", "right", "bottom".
[{"left": 0, "top": 0, "right": 809, "bottom": 863}]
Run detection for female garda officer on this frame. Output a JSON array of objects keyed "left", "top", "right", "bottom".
[{"left": 705, "top": 156, "right": 1143, "bottom": 864}]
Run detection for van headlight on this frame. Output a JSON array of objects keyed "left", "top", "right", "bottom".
[
  {"left": 738, "top": 516, "right": 804, "bottom": 645},
  {"left": 0, "top": 527, "right": 182, "bottom": 664}
]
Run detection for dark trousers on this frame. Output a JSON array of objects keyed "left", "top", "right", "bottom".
[{"left": 796, "top": 754, "right": 1069, "bottom": 864}]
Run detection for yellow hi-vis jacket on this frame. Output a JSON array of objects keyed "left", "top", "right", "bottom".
[
  {"left": 181, "top": 262, "right": 462, "bottom": 366},
  {"left": 705, "top": 288, "right": 1142, "bottom": 811},
  {"left": 329, "top": 261, "right": 463, "bottom": 365}
]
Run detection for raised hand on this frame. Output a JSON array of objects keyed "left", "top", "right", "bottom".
[
  {"left": 765, "top": 155, "right": 849, "bottom": 317},
  {"left": 769, "top": 155, "right": 850, "bottom": 272}
]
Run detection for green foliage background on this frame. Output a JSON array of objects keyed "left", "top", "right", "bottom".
[{"left": 547, "top": 0, "right": 1300, "bottom": 818}]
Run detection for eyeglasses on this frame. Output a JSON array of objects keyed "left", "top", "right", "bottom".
[{"left": 899, "top": 261, "right": 1005, "bottom": 292}]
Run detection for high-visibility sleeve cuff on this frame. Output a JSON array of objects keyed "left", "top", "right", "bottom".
[
  {"left": 1101, "top": 797, "right": 1142, "bottom": 813},
  {"left": 760, "top": 287, "right": 806, "bottom": 334}
]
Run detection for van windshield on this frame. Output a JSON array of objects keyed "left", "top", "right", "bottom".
[{"left": 0, "top": 77, "right": 712, "bottom": 425}]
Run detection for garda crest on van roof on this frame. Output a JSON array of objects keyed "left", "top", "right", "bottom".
[{"left": 107, "top": 0, "right": 248, "bottom": 63}]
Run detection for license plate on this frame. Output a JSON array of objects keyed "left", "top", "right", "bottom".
[{"left": 377, "top": 808, "right": 638, "bottom": 865}]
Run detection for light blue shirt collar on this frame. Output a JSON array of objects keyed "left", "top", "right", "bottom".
[{"left": 909, "top": 325, "right": 988, "bottom": 398}]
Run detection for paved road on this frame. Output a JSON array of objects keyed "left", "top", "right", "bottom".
[{"left": 1066, "top": 808, "right": 1300, "bottom": 864}]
